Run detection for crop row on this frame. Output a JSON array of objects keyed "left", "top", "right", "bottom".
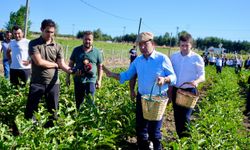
[{"left": 0, "top": 66, "right": 250, "bottom": 149}]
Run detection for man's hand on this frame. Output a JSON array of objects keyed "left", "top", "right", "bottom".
[
  {"left": 22, "top": 60, "right": 30, "bottom": 66},
  {"left": 190, "top": 80, "right": 198, "bottom": 87},
  {"left": 65, "top": 67, "right": 73, "bottom": 74},
  {"left": 130, "top": 90, "right": 136, "bottom": 101},
  {"left": 102, "top": 65, "right": 112, "bottom": 77},
  {"left": 54, "top": 63, "right": 59, "bottom": 68},
  {"left": 157, "top": 76, "right": 165, "bottom": 86},
  {"left": 96, "top": 80, "right": 101, "bottom": 89},
  {"left": 74, "top": 69, "right": 82, "bottom": 76}
]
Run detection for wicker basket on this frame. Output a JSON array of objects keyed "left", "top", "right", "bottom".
[
  {"left": 176, "top": 82, "right": 199, "bottom": 108},
  {"left": 141, "top": 83, "right": 169, "bottom": 121}
]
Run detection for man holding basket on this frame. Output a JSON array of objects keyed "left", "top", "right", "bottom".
[
  {"left": 103, "top": 32, "right": 176, "bottom": 150},
  {"left": 170, "top": 33, "right": 205, "bottom": 138}
]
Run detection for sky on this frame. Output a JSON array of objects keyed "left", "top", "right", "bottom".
[{"left": 1, "top": 0, "right": 250, "bottom": 42}]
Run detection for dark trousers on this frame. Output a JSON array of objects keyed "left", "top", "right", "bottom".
[
  {"left": 74, "top": 82, "right": 96, "bottom": 109},
  {"left": 209, "top": 62, "right": 215, "bottom": 65},
  {"left": 216, "top": 66, "right": 222, "bottom": 73},
  {"left": 10, "top": 68, "right": 30, "bottom": 86},
  {"left": 136, "top": 93, "right": 162, "bottom": 150},
  {"left": 172, "top": 87, "right": 196, "bottom": 138},
  {"left": 246, "top": 89, "right": 250, "bottom": 112},
  {"left": 235, "top": 65, "right": 242, "bottom": 74},
  {"left": 25, "top": 83, "right": 59, "bottom": 126}
]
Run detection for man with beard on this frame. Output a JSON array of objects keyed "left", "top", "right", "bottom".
[
  {"left": 66, "top": 31, "right": 103, "bottom": 109},
  {"left": 7, "top": 26, "right": 31, "bottom": 86}
]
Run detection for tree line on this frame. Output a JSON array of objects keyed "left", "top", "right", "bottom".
[{"left": 76, "top": 30, "right": 250, "bottom": 54}]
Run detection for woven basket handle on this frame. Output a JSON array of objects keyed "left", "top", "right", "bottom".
[
  {"left": 149, "top": 81, "right": 162, "bottom": 100},
  {"left": 179, "top": 82, "right": 195, "bottom": 88},
  {"left": 179, "top": 82, "right": 199, "bottom": 96}
]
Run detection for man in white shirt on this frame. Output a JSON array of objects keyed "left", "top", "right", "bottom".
[
  {"left": 215, "top": 55, "right": 223, "bottom": 73},
  {"left": 170, "top": 33, "right": 205, "bottom": 138},
  {"left": 7, "top": 25, "right": 31, "bottom": 86},
  {"left": 209, "top": 54, "right": 216, "bottom": 65}
]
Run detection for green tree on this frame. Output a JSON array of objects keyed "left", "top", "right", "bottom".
[
  {"left": 178, "top": 30, "right": 189, "bottom": 37},
  {"left": 93, "top": 28, "right": 103, "bottom": 41},
  {"left": 55, "top": 23, "right": 59, "bottom": 35},
  {"left": 76, "top": 31, "right": 84, "bottom": 39},
  {"left": 5, "top": 5, "right": 31, "bottom": 34},
  {"left": 123, "top": 33, "right": 137, "bottom": 42}
]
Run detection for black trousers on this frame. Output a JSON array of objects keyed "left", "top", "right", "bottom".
[
  {"left": 246, "top": 88, "right": 250, "bottom": 112},
  {"left": 172, "top": 87, "right": 196, "bottom": 138},
  {"left": 216, "top": 66, "right": 222, "bottom": 73},
  {"left": 25, "top": 83, "right": 59, "bottom": 123},
  {"left": 10, "top": 68, "right": 30, "bottom": 86},
  {"left": 74, "top": 82, "right": 96, "bottom": 109}
]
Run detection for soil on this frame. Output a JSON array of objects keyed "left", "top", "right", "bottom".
[{"left": 243, "top": 115, "right": 250, "bottom": 132}]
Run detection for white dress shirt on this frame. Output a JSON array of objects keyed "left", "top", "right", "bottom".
[
  {"left": 171, "top": 51, "right": 205, "bottom": 88},
  {"left": 216, "top": 58, "right": 223, "bottom": 67}
]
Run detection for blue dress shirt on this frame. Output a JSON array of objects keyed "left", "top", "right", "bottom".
[{"left": 120, "top": 50, "right": 176, "bottom": 95}]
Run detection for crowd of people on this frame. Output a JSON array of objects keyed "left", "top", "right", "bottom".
[
  {"left": 202, "top": 53, "right": 250, "bottom": 74},
  {"left": 1, "top": 18, "right": 249, "bottom": 149}
]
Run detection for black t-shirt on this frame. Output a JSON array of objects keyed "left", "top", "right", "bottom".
[{"left": 129, "top": 48, "right": 137, "bottom": 62}]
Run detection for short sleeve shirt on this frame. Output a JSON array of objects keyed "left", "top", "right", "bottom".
[
  {"left": 29, "top": 36, "right": 64, "bottom": 84},
  {"left": 70, "top": 45, "right": 103, "bottom": 83},
  {"left": 9, "top": 38, "right": 31, "bottom": 69},
  {"left": 129, "top": 48, "right": 137, "bottom": 61},
  {"left": 1, "top": 40, "right": 11, "bottom": 61}
]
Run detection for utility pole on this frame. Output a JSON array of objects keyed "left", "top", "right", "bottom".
[
  {"left": 169, "top": 32, "right": 172, "bottom": 57},
  {"left": 24, "top": 0, "right": 30, "bottom": 38},
  {"left": 169, "top": 32, "right": 172, "bottom": 47},
  {"left": 135, "top": 17, "right": 142, "bottom": 44},
  {"left": 72, "top": 24, "right": 75, "bottom": 39},
  {"left": 121, "top": 26, "right": 126, "bottom": 42},
  {"left": 123, "top": 26, "right": 126, "bottom": 36},
  {"left": 176, "top": 26, "right": 179, "bottom": 46},
  {"left": 137, "top": 18, "right": 142, "bottom": 36}
]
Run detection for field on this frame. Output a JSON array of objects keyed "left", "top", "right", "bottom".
[
  {"left": 55, "top": 38, "right": 178, "bottom": 68},
  {"left": 0, "top": 39, "right": 250, "bottom": 149}
]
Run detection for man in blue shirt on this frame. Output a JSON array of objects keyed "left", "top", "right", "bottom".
[
  {"left": 103, "top": 32, "right": 176, "bottom": 150},
  {"left": 1, "top": 31, "right": 12, "bottom": 78}
]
